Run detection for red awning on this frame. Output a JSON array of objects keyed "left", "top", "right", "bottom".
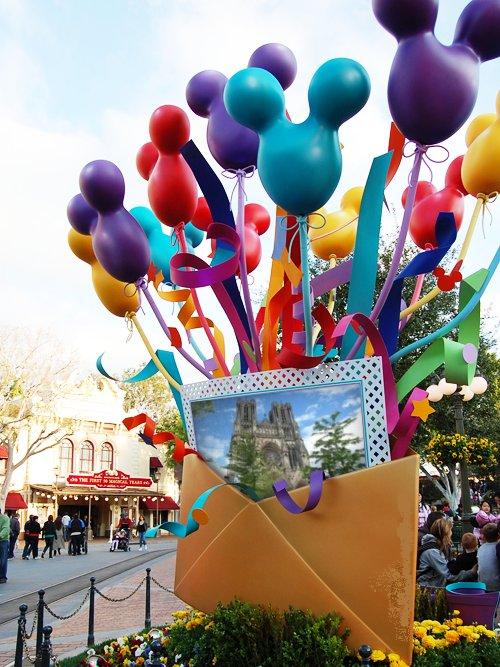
[
  {"left": 140, "top": 496, "right": 179, "bottom": 511},
  {"left": 0, "top": 444, "right": 8, "bottom": 460},
  {"left": 5, "top": 492, "right": 28, "bottom": 510},
  {"left": 149, "top": 456, "right": 163, "bottom": 469}
]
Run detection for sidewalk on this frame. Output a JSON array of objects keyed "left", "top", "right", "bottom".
[{"left": 0, "top": 549, "right": 183, "bottom": 667}]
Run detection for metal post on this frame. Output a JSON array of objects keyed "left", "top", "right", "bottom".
[
  {"left": 88, "top": 495, "right": 92, "bottom": 539},
  {"left": 454, "top": 393, "right": 472, "bottom": 516},
  {"left": 87, "top": 577, "right": 96, "bottom": 647},
  {"left": 156, "top": 481, "right": 159, "bottom": 525},
  {"left": 359, "top": 644, "right": 372, "bottom": 665},
  {"left": 40, "top": 626, "right": 52, "bottom": 667},
  {"left": 35, "top": 589, "right": 45, "bottom": 667},
  {"left": 145, "top": 568, "right": 152, "bottom": 630},
  {"left": 15, "top": 604, "right": 28, "bottom": 667}
]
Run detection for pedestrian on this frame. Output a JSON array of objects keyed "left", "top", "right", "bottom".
[
  {"left": 9, "top": 512, "right": 20, "bottom": 558},
  {"left": 474, "top": 499, "right": 499, "bottom": 544},
  {"left": 0, "top": 507, "right": 10, "bottom": 583},
  {"left": 493, "top": 490, "right": 500, "bottom": 515},
  {"left": 418, "top": 493, "right": 431, "bottom": 528},
  {"left": 61, "top": 512, "right": 71, "bottom": 541},
  {"left": 418, "top": 511, "right": 445, "bottom": 547},
  {"left": 22, "top": 515, "right": 41, "bottom": 559},
  {"left": 417, "top": 518, "right": 477, "bottom": 588},
  {"left": 136, "top": 515, "right": 148, "bottom": 550},
  {"left": 69, "top": 514, "right": 83, "bottom": 555},
  {"left": 447, "top": 533, "right": 478, "bottom": 576},
  {"left": 41, "top": 515, "right": 56, "bottom": 558},
  {"left": 477, "top": 522, "right": 500, "bottom": 591},
  {"left": 53, "top": 517, "right": 65, "bottom": 555}
]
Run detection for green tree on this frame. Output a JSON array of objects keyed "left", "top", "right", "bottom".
[
  {"left": 310, "top": 411, "right": 363, "bottom": 477},
  {"left": 225, "top": 434, "right": 268, "bottom": 496}
]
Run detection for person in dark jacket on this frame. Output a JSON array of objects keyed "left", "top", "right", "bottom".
[
  {"left": 417, "top": 518, "right": 476, "bottom": 588},
  {"left": 447, "top": 532, "right": 478, "bottom": 576},
  {"left": 41, "top": 516, "right": 56, "bottom": 558},
  {"left": 9, "top": 513, "right": 20, "bottom": 558},
  {"left": 22, "top": 516, "right": 41, "bottom": 559},
  {"left": 69, "top": 514, "right": 83, "bottom": 555},
  {"left": 136, "top": 515, "right": 148, "bottom": 550}
]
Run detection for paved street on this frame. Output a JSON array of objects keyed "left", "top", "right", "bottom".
[{"left": 0, "top": 539, "right": 182, "bottom": 666}]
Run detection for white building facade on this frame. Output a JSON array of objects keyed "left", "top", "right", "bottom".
[{"left": 3, "top": 377, "right": 179, "bottom": 536}]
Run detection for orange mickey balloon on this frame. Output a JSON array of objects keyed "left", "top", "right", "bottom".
[
  {"left": 68, "top": 229, "right": 140, "bottom": 317},
  {"left": 309, "top": 187, "right": 362, "bottom": 260},
  {"left": 462, "top": 92, "right": 500, "bottom": 197}
]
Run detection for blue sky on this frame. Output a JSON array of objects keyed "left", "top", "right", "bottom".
[
  {"left": 0, "top": 0, "right": 497, "bottom": 379},
  {"left": 191, "top": 382, "right": 365, "bottom": 473}
]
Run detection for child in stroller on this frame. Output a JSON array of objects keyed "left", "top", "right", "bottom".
[{"left": 110, "top": 528, "right": 130, "bottom": 552}]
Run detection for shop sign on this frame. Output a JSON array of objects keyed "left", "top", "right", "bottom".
[{"left": 67, "top": 469, "right": 153, "bottom": 489}]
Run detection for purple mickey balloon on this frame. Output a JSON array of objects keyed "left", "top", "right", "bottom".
[
  {"left": 79, "top": 160, "right": 150, "bottom": 283},
  {"left": 67, "top": 193, "right": 97, "bottom": 235},
  {"left": 186, "top": 43, "right": 296, "bottom": 170},
  {"left": 373, "top": 0, "right": 500, "bottom": 145}
]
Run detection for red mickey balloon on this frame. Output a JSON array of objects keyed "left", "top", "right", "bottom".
[
  {"left": 403, "top": 156, "right": 468, "bottom": 249},
  {"left": 144, "top": 105, "right": 198, "bottom": 228},
  {"left": 136, "top": 142, "right": 158, "bottom": 180},
  {"left": 244, "top": 203, "right": 271, "bottom": 236},
  {"left": 243, "top": 226, "right": 262, "bottom": 273}
]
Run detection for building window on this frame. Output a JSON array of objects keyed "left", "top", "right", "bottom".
[
  {"left": 100, "top": 442, "right": 113, "bottom": 470},
  {"left": 59, "top": 439, "right": 74, "bottom": 475},
  {"left": 79, "top": 441, "right": 94, "bottom": 473}
]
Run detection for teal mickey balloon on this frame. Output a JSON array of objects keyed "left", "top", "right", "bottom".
[
  {"left": 224, "top": 59, "right": 370, "bottom": 216},
  {"left": 130, "top": 206, "right": 177, "bottom": 283}
]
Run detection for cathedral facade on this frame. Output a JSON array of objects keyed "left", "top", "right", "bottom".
[{"left": 229, "top": 398, "right": 310, "bottom": 475}]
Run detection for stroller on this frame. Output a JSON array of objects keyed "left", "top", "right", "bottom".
[{"left": 109, "top": 528, "right": 131, "bottom": 552}]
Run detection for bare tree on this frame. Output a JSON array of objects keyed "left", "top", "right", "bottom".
[{"left": 0, "top": 326, "right": 78, "bottom": 510}]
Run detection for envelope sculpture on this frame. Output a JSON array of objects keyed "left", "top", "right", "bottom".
[{"left": 175, "top": 453, "right": 419, "bottom": 664}]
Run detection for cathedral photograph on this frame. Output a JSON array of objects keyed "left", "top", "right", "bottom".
[{"left": 191, "top": 382, "right": 367, "bottom": 499}]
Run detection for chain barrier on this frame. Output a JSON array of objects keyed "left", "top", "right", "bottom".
[
  {"left": 94, "top": 577, "right": 146, "bottom": 602},
  {"left": 150, "top": 575, "right": 176, "bottom": 594},
  {"left": 21, "top": 628, "right": 39, "bottom": 665},
  {"left": 43, "top": 589, "right": 90, "bottom": 620},
  {"left": 24, "top": 607, "right": 39, "bottom": 640}
]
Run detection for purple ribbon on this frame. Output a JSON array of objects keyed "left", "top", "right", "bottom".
[{"left": 273, "top": 469, "right": 326, "bottom": 514}]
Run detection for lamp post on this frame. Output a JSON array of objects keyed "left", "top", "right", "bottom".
[
  {"left": 151, "top": 470, "right": 160, "bottom": 525},
  {"left": 426, "top": 375, "right": 488, "bottom": 517}
]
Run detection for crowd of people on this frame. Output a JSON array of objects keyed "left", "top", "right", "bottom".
[
  {"left": 417, "top": 491, "right": 500, "bottom": 592},
  {"left": 0, "top": 508, "right": 150, "bottom": 584}
]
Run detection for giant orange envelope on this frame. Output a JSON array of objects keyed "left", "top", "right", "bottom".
[{"left": 175, "top": 454, "right": 419, "bottom": 664}]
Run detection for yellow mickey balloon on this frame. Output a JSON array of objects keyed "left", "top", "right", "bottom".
[
  {"left": 461, "top": 91, "right": 500, "bottom": 197},
  {"left": 68, "top": 229, "right": 140, "bottom": 318},
  {"left": 308, "top": 186, "right": 362, "bottom": 260}
]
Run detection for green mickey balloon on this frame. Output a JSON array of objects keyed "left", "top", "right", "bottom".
[{"left": 224, "top": 58, "right": 370, "bottom": 216}]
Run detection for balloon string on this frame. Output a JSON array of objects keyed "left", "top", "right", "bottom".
[
  {"left": 403, "top": 141, "right": 449, "bottom": 183},
  {"left": 346, "top": 146, "right": 424, "bottom": 360},
  {"left": 298, "top": 215, "right": 314, "bottom": 356},
  {"left": 176, "top": 224, "right": 231, "bottom": 376},
  {"left": 222, "top": 166, "right": 256, "bottom": 204},
  {"left": 399, "top": 272, "right": 425, "bottom": 332},
  {"left": 235, "top": 171, "right": 262, "bottom": 369},
  {"left": 137, "top": 281, "right": 212, "bottom": 379},
  {"left": 312, "top": 255, "right": 336, "bottom": 346},
  {"left": 398, "top": 193, "right": 492, "bottom": 320},
  {"left": 125, "top": 312, "right": 181, "bottom": 391}
]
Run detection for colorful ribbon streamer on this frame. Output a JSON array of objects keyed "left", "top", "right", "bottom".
[
  {"left": 379, "top": 212, "right": 457, "bottom": 356},
  {"left": 273, "top": 469, "right": 325, "bottom": 514}
]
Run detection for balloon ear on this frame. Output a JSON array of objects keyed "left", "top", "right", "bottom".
[
  {"left": 465, "top": 113, "right": 496, "bottom": 147},
  {"left": 136, "top": 142, "right": 158, "bottom": 180},
  {"left": 68, "top": 228, "right": 95, "bottom": 265},
  {"left": 192, "top": 197, "right": 214, "bottom": 232},
  {"left": 402, "top": 181, "right": 435, "bottom": 207},
  {"left": 149, "top": 105, "right": 191, "bottom": 154},
  {"left": 130, "top": 206, "right": 161, "bottom": 237},
  {"left": 308, "top": 59, "right": 370, "bottom": 129},
  {"left": 67, "top": 193, "right": 97, "bottom": 235},
  {"left": 224, "top": 67, "right": 285, "bottom": 132},
  {"left": 372, "top": 0, "right": 438, "bottom": 40},
  {"left": 340, "top": 186, "right": 363, "bottom": 213},
  {"left": 248, "top": 43, "right": 297, "bottom": 91},
  {"left": 454, "top": 0, "right": 500, "bottom": 62},
  {"left": 244, "top": 203, "right": 270, "bottom": 235},
  {"left": 79, "top": 160, "right": 125, "bottom": 213},
  {"left": 186, "top": 70, "right": 227, "bottom": 118},
  {"left": 444, "top": 156, "right": 467, "bottom": 195}
]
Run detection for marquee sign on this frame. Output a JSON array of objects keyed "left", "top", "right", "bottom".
[{"left": 66, "top": 469, "right": 153, "bottom": 489}]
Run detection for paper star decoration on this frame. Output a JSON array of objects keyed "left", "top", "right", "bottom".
[{"left": 411, "top": 397, "right": 435, "bottom": 422}]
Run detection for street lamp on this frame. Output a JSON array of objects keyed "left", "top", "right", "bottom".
[
  {"left": 425, "top": 375, "right": 488, "bottom": 515},
  {"left": 151, "top": 470, "right": 161, "bottom": 524}
]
